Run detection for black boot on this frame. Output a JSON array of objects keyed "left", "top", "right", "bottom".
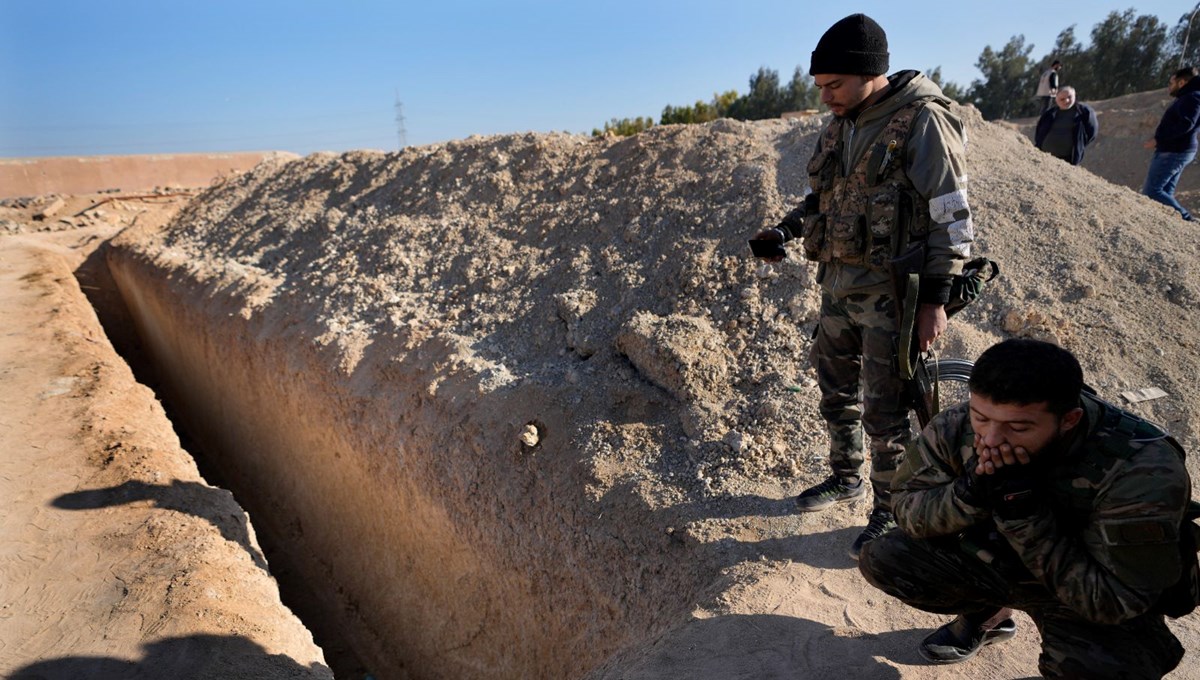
[
  {"left": 848, "top": 508, "right": 896, "bottom": 560},
  {"left": 918, "top": 607, "right": 1017, "bottom": 664}
]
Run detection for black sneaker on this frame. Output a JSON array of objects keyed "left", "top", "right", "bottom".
[
  {"left": 848, "top": 508, "right": 896, "bottom": 560},
  {"left": 918, "top": 614, "right": 1017, "bottom": 664},
  {"left": 795, "top": 475, "right": 866, "bottom": 512}
]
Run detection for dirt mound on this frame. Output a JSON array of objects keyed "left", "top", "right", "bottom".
[{"left": 101, "top": 95, "right": 1200, "bottom": 679}]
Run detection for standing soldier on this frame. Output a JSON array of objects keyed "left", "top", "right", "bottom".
[
  {"left": 752, "top": 13, "right": 973, "bottom": 558},
  {"left": 859, "top": 339, "right": 1193, "bottom": 678}
]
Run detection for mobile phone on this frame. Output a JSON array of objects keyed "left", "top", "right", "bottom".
[{"left": 749, "top": 238, "right": 787, "bottom": 259}]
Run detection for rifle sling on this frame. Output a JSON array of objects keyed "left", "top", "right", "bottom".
[{"left": 898, "top": 272, "right": 920, "bottom": 380}]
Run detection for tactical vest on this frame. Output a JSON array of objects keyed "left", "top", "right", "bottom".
[
  {"left": 801, "top": 97, "right": 936, "bottom": 270},
  {"left": 1049, "top": 393, "right": 1184, "bottom": 530}
]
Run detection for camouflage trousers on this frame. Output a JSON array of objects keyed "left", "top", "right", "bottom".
[
  {"left": 810, "top": 286, "right": 911, "bottom": 510},
  {"left": 859, "top": 529, "right": 1185, "bottom": 679}
]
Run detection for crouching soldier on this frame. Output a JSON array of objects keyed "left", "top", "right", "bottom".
[{"left": 858, "top": 338, "right": 1194, "bottom": 679}]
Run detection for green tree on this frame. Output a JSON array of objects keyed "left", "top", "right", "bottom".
[
  {"left": 660, "top": 90, "right": 738, "bottom": 125},
  {"left": 968, "top": 35, "right": 1039, "bottom": 120},
  {"left": 713, "top": 89, "right": 739, "bottom": 115},
  {"left": 591, "top": 116, "right": 654, "bottom": 137},
  {"left": 1166, "top": 7, "right": 1200, "bottom": 73},
  {"left": 727, "top": 67, "right": 787, "bottom": 120},
  {"left": 1087, "top": 9, "right": 1169, "bottom": 98},
  {"left": 784, "top": 67, "right": 821, "bottom": 111},
  {"left": 926, "top": 66, "right": 967, "bottom": 102},
  {"left": 660, "top": 103, "right": 704, "bottom": 125},
  {"left": 1040, "top": 26, "right": 1091, "bottom": 98}
]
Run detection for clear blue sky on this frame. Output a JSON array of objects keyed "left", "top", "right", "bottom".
[{"left": 0, "top": 1, "right": 1194, "bottom": 157}]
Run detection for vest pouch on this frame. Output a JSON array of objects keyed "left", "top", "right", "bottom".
[
  {"left": 866, "top": 186, "right": 900, "bottom": 267},
  {"left": 829, "top": 214, "right": 865, "bottom": 263},
  {"left": 808, "top": 137, "right": 840, "bottom": 192},
  {"left": 1157, "top": 501, "right": 1200, "bottom": 619},
  {"left": 800, "top": 213, "right": 826, "bottom": 261}
]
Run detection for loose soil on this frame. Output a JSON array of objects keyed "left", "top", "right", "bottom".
[{"left": 0, "top": 195, "right": 332, "bottom": 678}]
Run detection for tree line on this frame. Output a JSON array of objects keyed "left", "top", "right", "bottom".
[{"left": 593, "top": 7, "right": 1200, "bottom": 136}]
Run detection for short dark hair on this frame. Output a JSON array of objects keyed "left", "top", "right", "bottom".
[
  {"left": 969, "top": 339, "right": 1083, "bottom": 415},
  {"left": 1052, "top": 60, "right": 1062, "bottom": 67},
  {"left": 1174, "top": 67, "right": 1198, "bottom": 81}
]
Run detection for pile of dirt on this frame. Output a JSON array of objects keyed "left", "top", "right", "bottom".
[
  {"left": 99, "top": 93, "right": 1200, "bottom": 679},
  {"left": 0, "top": 151, "right": 294, "bottom": 198}
]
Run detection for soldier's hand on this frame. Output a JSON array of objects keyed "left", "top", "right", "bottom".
[
  {"left": 973, "top": 434, "right": 1032, "bottom": 474},
  {"left": 750, "top": 228, "right": 787, "bottom": 263},
  {"left": 953, "top": 456, "right": 991, "bottom": 508},
  {"left": 917, "top": 304, "right": 947, "bottom": 351}
]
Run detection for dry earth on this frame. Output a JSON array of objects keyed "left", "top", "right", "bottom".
[
  {"left": 0, "top": 152, "right": 294, "bottom": 197},
  {"left": 3, "top": 86, "right": 1200, "bottom": 680},
  {"left": 0, "top": 195, "right": 332, "bottom": 678}
]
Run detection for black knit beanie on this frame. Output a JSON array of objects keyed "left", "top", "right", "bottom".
[{"left": 810, "top": 13, "right": 890, "bottom": 76}]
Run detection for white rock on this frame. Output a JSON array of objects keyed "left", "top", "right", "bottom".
[
  {"left": 520, "top": 424, "right": 540, "bottom": 447},
  {"left": 723, "top": 430, "right": 746, "bottom": 452}
]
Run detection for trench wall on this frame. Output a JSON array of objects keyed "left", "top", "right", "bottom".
[
  {"left": 0, "top": 237, "right": 332, "bottom": 678},
  {"left": 105, "top": 245, "right": 690, "bottom": 680}
]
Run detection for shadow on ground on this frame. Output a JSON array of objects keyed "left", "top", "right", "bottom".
[
  {"left": 53, "top": 479, "right": 268, "bottom": 571},
  {"left": 9, "top": 633, "right": 331, "bottom": 680}
]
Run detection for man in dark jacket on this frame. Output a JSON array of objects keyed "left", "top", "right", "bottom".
[
  {"left": 1034, "top": 87, "right": 1098, "bottom": 165},
  {"left": 1143, "top": 67, "right": 1200, "bottom": 220}
]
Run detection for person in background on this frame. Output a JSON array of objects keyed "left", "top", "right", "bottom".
[
  {"left": 858, "top": 339, "right": 1192, "bottom": 679},
  {"left": 1035, "top": 61, "right": 1062, "bottom": 113},
  {"left": 1142, "top": 66, "right": 1200, "bottom": 221},
  {"left": 1034, "top": 86, "right": 1098, "bottom": 165}
]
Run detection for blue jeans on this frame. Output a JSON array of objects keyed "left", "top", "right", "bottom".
[{"left": 1142, "top": 150, "right": 1196, "bottom": 219}]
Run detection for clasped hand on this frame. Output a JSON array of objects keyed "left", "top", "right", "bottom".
[
  {"left": 955, "top": 437, "right": 1044, "bottom": 520},
  {"left": 972, "top": 433, "right": 1032, "bottom": 474}
]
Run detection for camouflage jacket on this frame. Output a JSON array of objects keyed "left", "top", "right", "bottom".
[
  {"left": 790, "top": 70, "right": 973, "bottom": 298},
  {"left": 892, "top": 395, "right": 1191, "bottom": 624}
]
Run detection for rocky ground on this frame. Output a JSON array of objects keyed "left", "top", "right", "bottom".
[{"left": 3, "top": 84, "right": 1200, "bottom": 680}]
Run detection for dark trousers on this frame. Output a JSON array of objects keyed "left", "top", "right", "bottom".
[{"left": 858, "top": 529, "right": 1184, "bottom": 679}]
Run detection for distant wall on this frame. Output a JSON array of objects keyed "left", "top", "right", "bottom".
[{"left": 0, "top": 152, "right": 295, "bottom": 198}]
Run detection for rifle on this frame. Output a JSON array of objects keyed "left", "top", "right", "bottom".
[
  {"left": 888, "top": 243, "right": 938, "bottom": 428},
  {"left": 890, "top": 251, "right": 1001, "bottom": 428}
]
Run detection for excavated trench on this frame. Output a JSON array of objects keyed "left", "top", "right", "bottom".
[
  {"left": 74, "top": 244, "right": 372, "bottom": 677},
  {"left": 63, "top": 123, "right": 844, "bottom": 679},
  {"left": 76, "top": 231, "right": 701, "bottom": 680}
]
